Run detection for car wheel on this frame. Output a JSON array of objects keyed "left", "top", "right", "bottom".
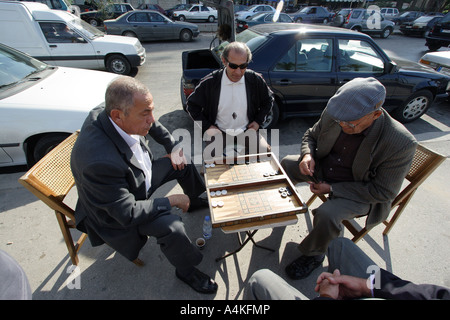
[
  {"left": 180, "top": 29, "right": 193, "bottom": 42},
  {"left": 323, "top": 18, "right": 329, "bottom": 24},
  {"left": 380, "top": 27, "right": 393, "bottom": 38},
  {"left": 352, "top": 26, "right": 362, "bottom": 32},
  {"left": 207, "top": 15, "right": 215, "bottom": 23},
  {"left": 295, "top": 17, "right": 302, "bottom": 23},
  {"left": 179, "top": 15, "right": 186, "bottom": 21},
  {"left": 32, "top": 133, "right": 69, "bottom": 165},
  {"left": 89, "top": 19, "right": 98, "bottom": 27},
  {"left": 123, "top": 31, "right": 137, "bottom": 38},
  {"left": 392, "top": 90, "right": 433, "bottom": 123},
  {"left": 261, "top": 101, "right": 280, "bottom": 129},
  {"left": 106, "top": 54, "right": 131, "bottom": 75}
]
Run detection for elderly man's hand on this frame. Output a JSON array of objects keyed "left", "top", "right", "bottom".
[{"left": 164, "top": 148, "right": 187, "bottom": 171}]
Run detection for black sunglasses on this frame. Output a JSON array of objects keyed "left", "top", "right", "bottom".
[{"left": 226, "top": 61, "right": 249, "bottom": 70}]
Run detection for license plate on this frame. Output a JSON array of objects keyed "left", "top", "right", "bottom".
[
  {"left": 442, "top": 29, "right": 450, "bottom": 33},
  {"left": 437, "top": 66, "right": 450, "bottom": 76}
]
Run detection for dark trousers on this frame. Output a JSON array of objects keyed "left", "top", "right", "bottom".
[{"left": 140, "top": 157, "right": 205, "bottom": 273}]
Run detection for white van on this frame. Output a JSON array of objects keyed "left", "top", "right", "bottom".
[
  {"left": 381, "top": 7, "right": 399, "bottom": 19},
  {"left": 0, "top": 1, "right": 146, "bottom": 74}
]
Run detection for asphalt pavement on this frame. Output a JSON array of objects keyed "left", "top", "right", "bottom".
[{"left": 0, "top": 27, "right": 449, "bottom": 304}]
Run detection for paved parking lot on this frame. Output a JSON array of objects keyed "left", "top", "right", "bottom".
[{"left": 0, "top": 30, "right": 449, "bottom": 304}]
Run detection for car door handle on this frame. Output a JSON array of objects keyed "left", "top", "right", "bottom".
[
  {"left": 276, "top": 79, "right": 292, "bottom": 85},
  {"left": 49, "top": 45, "right": 57, "bottom": 48}
]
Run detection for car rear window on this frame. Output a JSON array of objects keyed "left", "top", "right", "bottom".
[
  {"left": 441, "top": 13, "right": 450, "bottom": 23},
  {"left": 212, "top": 29, "right": 269, "bottom": 58}
]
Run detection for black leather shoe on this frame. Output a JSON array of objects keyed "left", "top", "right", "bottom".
[
  {"left": 176, "top": 268, "right": 218, "bottom": 294},
  {"left": 188, "top": 197, "right": 209, "bottom": 212},
  {"left": 285, "top": 255, "right": 324, "bottom": 280}
]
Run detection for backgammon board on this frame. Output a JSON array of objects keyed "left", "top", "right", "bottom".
[{"left": 204, "top": 153, "right": 307, "bottom": 228}]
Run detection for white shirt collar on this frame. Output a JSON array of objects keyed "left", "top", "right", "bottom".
[
  {"left": 222, "top": 69, "right": 245, "bottom": 85},
  {"left": 109, "top": 117, "right": 140, "bottom": 148}
]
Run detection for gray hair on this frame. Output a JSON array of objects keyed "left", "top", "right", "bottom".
[
  {"left": 105, "top": 76, "right": 149, "bottom": 116},
  {"left": 222, "top": 41, "right": 252, "bottom": 63}
]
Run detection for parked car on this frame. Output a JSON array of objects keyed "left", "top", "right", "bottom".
[
  {"left": 0, "top": 1, "right": 145, "bottom": 75},
  {"left": 166, "top": 4, "right": 190, "bottom": 18},
  {"left": 136, "top": 3, "right": 166, "bottom": 16},
  {"left": 425, "top": 12, "right": 450, "bottom": 51},
  {"left": 391, "top": 11, "right": 424, "bottom": 25},
  {"left": 181, "top": 23, "right": 449, "bottom": 128},
  {"left": 17, "top": 0, "right": 74, "bottom": 14},
  {"left": 172, "top": 4, "right": 217, "bottom": 23},
  {"left": 400, "top": 14, "right": 444, "bottom": 37},
  {"left": 343, "top": 8, "right": 395, "bottom": 38},
  {"left": 329, "top": 8, "right": 352, "bottom": 27},
  {"left": 236, "top": 12, "right": 293, "bottom": 33},
  {"left": 0, "top": 43, "right": 118, "bottom": 167},
  {"left": 380, "top": 7, "right": 399, "bottom": 19},
  {"left": 104, "top": 10, "right": 199, "bottom": 42},
  {"left": 234, "top": 4, "right": 275, "bottom": 20},
  {"left": 419, "top": 51, "right": 450, "bottom": 77},
  {"left": 289, "top": 6, "right": 334, "bottom": 23},
  {"left": 80, "top": 3, "right": 134, "bottom": 27}
]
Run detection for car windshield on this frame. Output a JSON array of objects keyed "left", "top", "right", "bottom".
[
  {"left": 399, "top": 12, "right": 412, "bottom": 17},
  {"left": 441, "top": 13, "right": 450, "bottom": 23},
  {"left": 212, "top": 29, "right": 269, "bottom": 61},
  {"left": 414, "top": 16, "right": 434, "bottom": 23},
  {"left": 69, "top": 17, "right": 104, "bottom": 39},
  {"left": 0, "top": 45, "right": 48, "bottom": 89},
  {"left": 250, "top": 12, "right": 267, "bottom": 21}
]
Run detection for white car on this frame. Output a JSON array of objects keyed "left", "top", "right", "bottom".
[
  {"left": 234, "top": 4, "right": 276, "bottom": 20},
  {"left": 0, "top": 43, "right": 118, "bottom": 167},
  {"left": 172, "top": 4, "right": 217, "bottom": 23},
  {"left": 419, "top": 51, "right": 450, "bottom": 76}
]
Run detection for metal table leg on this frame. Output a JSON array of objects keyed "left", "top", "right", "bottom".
[{"left": 215, "top": 230, "right": 275, "bottom": 262}]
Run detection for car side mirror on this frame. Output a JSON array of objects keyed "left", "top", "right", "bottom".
[{"left": 386, "top": 60, "right": 398, "bottom": 74}]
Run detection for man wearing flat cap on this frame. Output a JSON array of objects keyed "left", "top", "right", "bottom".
[{"left": 281, "top": 77, "right": 417, "bottom": 280}]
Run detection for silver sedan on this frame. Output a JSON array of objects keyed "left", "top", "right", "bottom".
[{"left": 104, "top": 10, "right": 200, "bottom": 42}]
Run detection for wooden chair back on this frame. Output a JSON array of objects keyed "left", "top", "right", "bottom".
[
  {"left": 18, "top": 131, "right": 87, "bottom": 265},
  {"left": 307, "top": 143, "right": 446, "bottom": 242}
]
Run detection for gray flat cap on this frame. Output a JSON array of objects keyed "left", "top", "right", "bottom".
[{"left": 326, "top": 77, "right": 386, "bottom": 121}]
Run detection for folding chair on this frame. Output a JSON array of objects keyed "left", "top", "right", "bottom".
[
  {"left": 18, "top": 131, "right": 87, "bottom": 265},
  {"left": 306, "top": 144, "right": 446, "bottom": 242}
]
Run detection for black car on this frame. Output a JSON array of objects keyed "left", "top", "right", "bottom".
[
  {"left": 426, "top": 12, "right": 450, "bottom": 51},
  {"left": 391, "top": 11, "right": 424, "bottom": 25},
  {"left": 166, "top": 4, "right": 191, "bottom": 18},
  {"left": 80, "top": 3, "right": 134, "bottom": 27},
  {"left": 400, "top": 14, "right": 444, "bottom": 37},
  {"left": 181, "top": 23, "right": 449, "bottom": 127}
]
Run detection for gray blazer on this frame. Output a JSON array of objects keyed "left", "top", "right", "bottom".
[
  {"left": 71, "top": 106, "right": 178, "bottom": 261},
  {"left": 301, "top": 108, "right": 417, "bottom": 228}
]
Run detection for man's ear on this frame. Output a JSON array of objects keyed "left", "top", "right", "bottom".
[
  {"left": 373, "top": 110, "right": 383, "bottom": 120},
  {"left": 110, "top": 109, "right": 123, "bottom": 124}
]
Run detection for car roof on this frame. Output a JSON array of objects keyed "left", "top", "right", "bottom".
[{"left": 250, "top": 22, "right": 370, "bottom": 37}]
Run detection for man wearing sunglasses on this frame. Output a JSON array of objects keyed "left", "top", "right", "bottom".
[
  {"left": 186, "top": 41, "right": 273, "bottom": 158},
  {"left": 281, "top": 77, "right": 417, "bottom": 280}
]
